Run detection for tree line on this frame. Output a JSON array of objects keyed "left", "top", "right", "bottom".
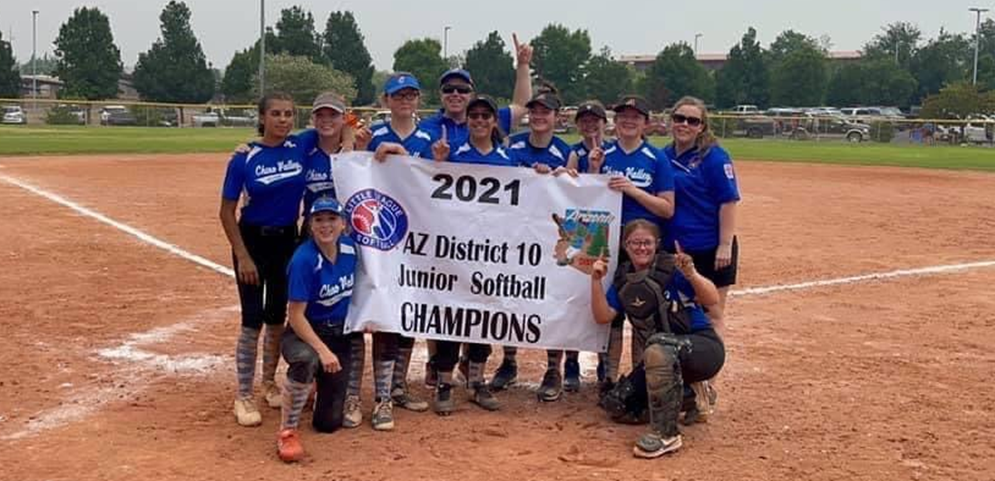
[{"left": 1, "top": 4, "right": 994, "bottom": 115}]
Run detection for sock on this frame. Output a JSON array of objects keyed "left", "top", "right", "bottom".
[
  {"left": 261, "top": 324, "right": 285, "bottom": 384},
  {"left": 546, "top": 350, "right": 563, "bottom": 371},
  {"left": 392, "top": 345, "right": 413, "bottom": 392},
  {"left": 346, "top": 334, "right": 365, "bottom": 397},
  {"left": 468, "top": 361, "right": 485, "bottom": 388},
  {"left": 281, "top": 379, "right": 311, "bottom": 430},
  {"left": 503, "top": 346, "right": 518, "bottom": 364},
  {"left": 438, "top": 370, "right": 454, "bottom": 387},
  {"left": 373, "top": 358, "right": 394, "bottom": 402},
  {"left": 566, "top": 351, "right": 580, "bottom": 363},
  {"left": 236, "top": 326, "right": 261, "bottom": 398}
]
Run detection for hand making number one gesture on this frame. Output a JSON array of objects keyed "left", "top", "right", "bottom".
[
  {"left": 674, "top": 240, "right": 697, "bottom": 278},
  {"left": 432, "top": 125, "right": 450, "bottom": 162}
]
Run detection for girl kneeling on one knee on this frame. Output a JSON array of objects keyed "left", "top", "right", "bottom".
[{"left": 276, "top": 198, "right": 358, "bottom": 463}]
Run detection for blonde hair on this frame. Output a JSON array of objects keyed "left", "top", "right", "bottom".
[{"left": 672, "top": 96, "right": 717, "bottom": 154}]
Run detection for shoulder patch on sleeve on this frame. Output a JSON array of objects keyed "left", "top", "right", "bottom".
[{"left": 724, "top": 163, "right": 736, "bottom": 180}]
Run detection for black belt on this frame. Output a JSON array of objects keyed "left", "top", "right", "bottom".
[{"left": 241, "top": 223, "right": 297, "bottom": 237}]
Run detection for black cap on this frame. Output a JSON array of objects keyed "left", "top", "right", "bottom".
[
  {"left": 525, "top": 92, "right": 561, "bottom": 111},
  {"left": 612, "top": 95, "right": 651, "bottom": 117},
  {"left": 575, "top": 100, "right": 607, "bottom": 120},
  {"left": 467, "top": 95, "right": 499, "bottom": 114}
]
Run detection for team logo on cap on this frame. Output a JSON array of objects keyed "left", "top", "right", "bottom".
[
  {"left": 345, "top": 189, "right": 408, "bottom": 251},
  {"left": 626, "top": 98, "right": 637, "bottom": 107}
]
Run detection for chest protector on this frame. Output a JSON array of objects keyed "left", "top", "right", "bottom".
[{"left": 613, "top": 254, "right": 692, "bottom": 350}]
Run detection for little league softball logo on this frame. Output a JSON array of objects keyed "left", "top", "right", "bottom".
[
  {"left": 345, "top": 189, "right": 408, "bottom": 251},
  {"left": 551, "top": 209, "right": 614, "bottom": 275}
]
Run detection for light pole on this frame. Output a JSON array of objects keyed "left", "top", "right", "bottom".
[
  {"left": 259, "top": 0, "right": 265, "bottom": 95},
  {"left": 970, "top": 7, "right": 989, "bottom": 85},
  {"left": 32, "top": 10, "right": 38, "bottom": 105},
  {"left": 694, "top": 33, "right": 702, "bottom": 56},
  {"left": 444, "top": 26, "right": 452, "bottom": 60}
]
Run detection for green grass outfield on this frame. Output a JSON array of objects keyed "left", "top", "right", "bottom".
[{"left": 2, "top": 125, "right": 994, "bottom": 171}]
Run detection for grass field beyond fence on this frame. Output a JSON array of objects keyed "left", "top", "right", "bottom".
[{"left": 2, "top": 125, "right": 994, "bottom": 171}]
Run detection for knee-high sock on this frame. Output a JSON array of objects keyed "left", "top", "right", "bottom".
[
  {"left": 281, "top": 378, "right": 311, "bottom": 430},
  {"left": 372, "top": 338, "right": 394, "bottom": 402},
  {"left": 392, "top": 345, "right": 413, "bottom": 391},
  {"left": 468, "top": 361, "right": 486, "bottom": 388},
  {"left": 236, "top": 326, "right": 261, "bottom": 398},
  {"left": 346, "top": 335, "right": 365, "bottom": 397},
  {"left": 599, "top": 324, "right": 624, "bottom": 382},
  {"left": 547, "top": 350, "right": 564, "bottom": 370},
  {"left": 503, "top": 345, "right": 517, "bottom": 363},
  {"left": 262, "top": 324, "right": 285, "bottom": 384}
]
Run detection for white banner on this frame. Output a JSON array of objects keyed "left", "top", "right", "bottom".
[{"left": 333, "top": 152, "right": 621, "bottom": 352}]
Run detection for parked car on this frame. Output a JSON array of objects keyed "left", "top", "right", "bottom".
[
  {"left": 100, "top": 106, "right": 137, "bottom": 126},
  {"left": 193, "top": 107, "right": 257, "bottom": 127},
  {"left": 2, "top": 105, "right": 27, "bottom": 124},
  {"left": 712, "top": 113, "right": 775, "bottom": 138},
  {"left": 810, "top": 116, "right": 872, "bottom": 142},
  {"left": 729, "top": 104, "right": 760, "bottom": 115}
]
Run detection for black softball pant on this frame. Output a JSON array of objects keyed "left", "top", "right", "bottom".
[
  {"left": 282, "top": 325, "right": 358, "bottom": 433},
  {"left": 233, "top": 223, "right": 298, "bottom": 329}
]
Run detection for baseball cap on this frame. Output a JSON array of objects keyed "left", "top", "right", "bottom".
[
  {"left": 467, "top": 95, "right": 499, "bottom": 115},
  {"left": 439, "top": 68, "right": 474, "bottom": 87},
  {"left": 312, "top": 92, "right": 346, "bottom": 114},
  {"left": 309, "top": 197, "right": 344, "bottom": 217},
  {"left": 612, "top": 95, "right": 651, "bottom": 117},
  {"left": 384, "top": 72, "right": 422, "bottom": 95},
  {"left": 575, "top": 100, "right": 607, "bottom": 121},
  {"left": 526, "top": 92, "right": 561, "bottom": 111}
]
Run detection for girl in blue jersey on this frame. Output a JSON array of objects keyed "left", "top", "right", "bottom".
[
  {"left": 302, "top": 92, "right": 351, "bottom": 220},
  {"left": 567, "top": 100, "right": 611, "bottom": 174},
  {"left": 220, "top": 92, "right": 318, "bottom": 427},
  {"left": 492, "top": 86, "right": 580, "bottom": 401},
  {"left": 419, "top": 34, "right": 532, "bottom": 146},
  {"left": 596, "top": 95, "right": 676, "bottom": 397},
  {"left": 275, "top": 198, "right": 358, "bottom": 462},
  {"left": 340, "top": 73, "right": 434, "bottom": 431},
  {"left": 427, "top": 95, "right": 513, "bottom": 415},
  {"left": 590, "top": 219, "right": 724, "bottom": 458},
  {"left": 663, "top": 97, "right": 740, "bottom": 325}
]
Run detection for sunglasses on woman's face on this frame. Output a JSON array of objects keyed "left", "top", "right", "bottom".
[
  {"left": 467, "top": 112, "right": 493, "bottom": 120},
  {"left": 441, "top": 84, "right": 474, "bottom": 95},
  {"left": 671, "top": 113, "right": 703, "bottom": 127}
]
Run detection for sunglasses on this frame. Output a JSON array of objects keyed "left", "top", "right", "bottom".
[
  {"left": 441, "top": 84, "right": 474, "bottom": 95},
  {"left": 671, "top": 113, "right": 703, "bottom": 127},
  {"left": 467, "top": 112, "right": 493, "bottom": 120},
  {"left": 390, "top": 91, "right": 420, "bottom": 101}
]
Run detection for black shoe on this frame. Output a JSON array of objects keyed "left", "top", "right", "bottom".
[
  {"left": 434, "top": 383, "right": 455, "bottom": 416},
  {"left": 471, "top": 383, "right": 500, "bottom": 411},
  {"left": 489, "top": 360, "right": 517, "bottom": 391},
  {"left": 563, "top": 358, "right": 581, "bottom": 392},
  {"left": 537, "top": 369, "right": 562, "bottom": 402}
]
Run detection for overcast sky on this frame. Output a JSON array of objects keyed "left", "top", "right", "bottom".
[{"left": 3, "top": 0, "right": 989, "bottom": 71}]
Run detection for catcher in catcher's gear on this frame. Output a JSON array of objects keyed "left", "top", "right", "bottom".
[{"left": 589, "top": 219, "right": 725, "bottom": 458}]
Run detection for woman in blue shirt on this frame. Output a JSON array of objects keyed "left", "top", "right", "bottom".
[
  {"left": 590, "top": 219, "right": 724, "bottom": 458},
  {"left": 429, "top": 95, "right": 514, "bottom": 415},
  {"left": 219, "top": 92, "right": 317, "bottom": 427},
  {"left": 492, "top": 86, "right": 581, "bottom": 402},
  {"left": 663, "top": 96, "right": 740, "bottom": 325},
  {"left": 596, "top": 95, "right": 676, "bottom": 395},
  {"left": 276, "top": 198, "right": 358, "bottom": 462},
  {"left": 567, "top": 100, "right": 611, "bottom": 174}
]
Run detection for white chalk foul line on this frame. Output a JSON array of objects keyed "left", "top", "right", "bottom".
[
  {"left": 730, "top": 260, "right": 995, "bottom": 297},
  {"left": 0, "top": 174, "right": 235, "bottom": 278}
]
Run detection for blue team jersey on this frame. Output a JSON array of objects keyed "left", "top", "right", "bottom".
[
  {"left": 663, "top": 144, "right": 741, "bottom": 251},
  {"left": 448, "top": 141, "right": 516, "bottom": 167},
  {"left": 606, "top": 270, "right": 711, "bottom": 332},
  {"left": 287, "top": 236, "right": 358, "bottom": 327},
  {"left": 571, "top": 139, "right": 614, "bottom": 173},
  {"left": 367, "top": 123, "right": 435, "bottom": 159},
  {"left": 507, "top": 132, "right": 572, "bottom": 168},
  {"left": 419, "top": 107, "right": 514, "bottom": 146},
  {"left": 302, "top": 148, "right": 337, "bottom": 217},
  {"left": 600, "top": 140, "right": 675, "bottom": 228},
  {"left": 221, "top": 130, "right": 318, "bottom": 227}
]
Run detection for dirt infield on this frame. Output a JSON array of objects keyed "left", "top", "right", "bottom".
[{"left": 0, "top": 154, "right": 993, "bottom": 481}]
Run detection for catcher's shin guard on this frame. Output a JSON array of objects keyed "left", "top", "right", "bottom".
[{"left": 642, "top": 334, "right": 688, "bottom": 439}]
